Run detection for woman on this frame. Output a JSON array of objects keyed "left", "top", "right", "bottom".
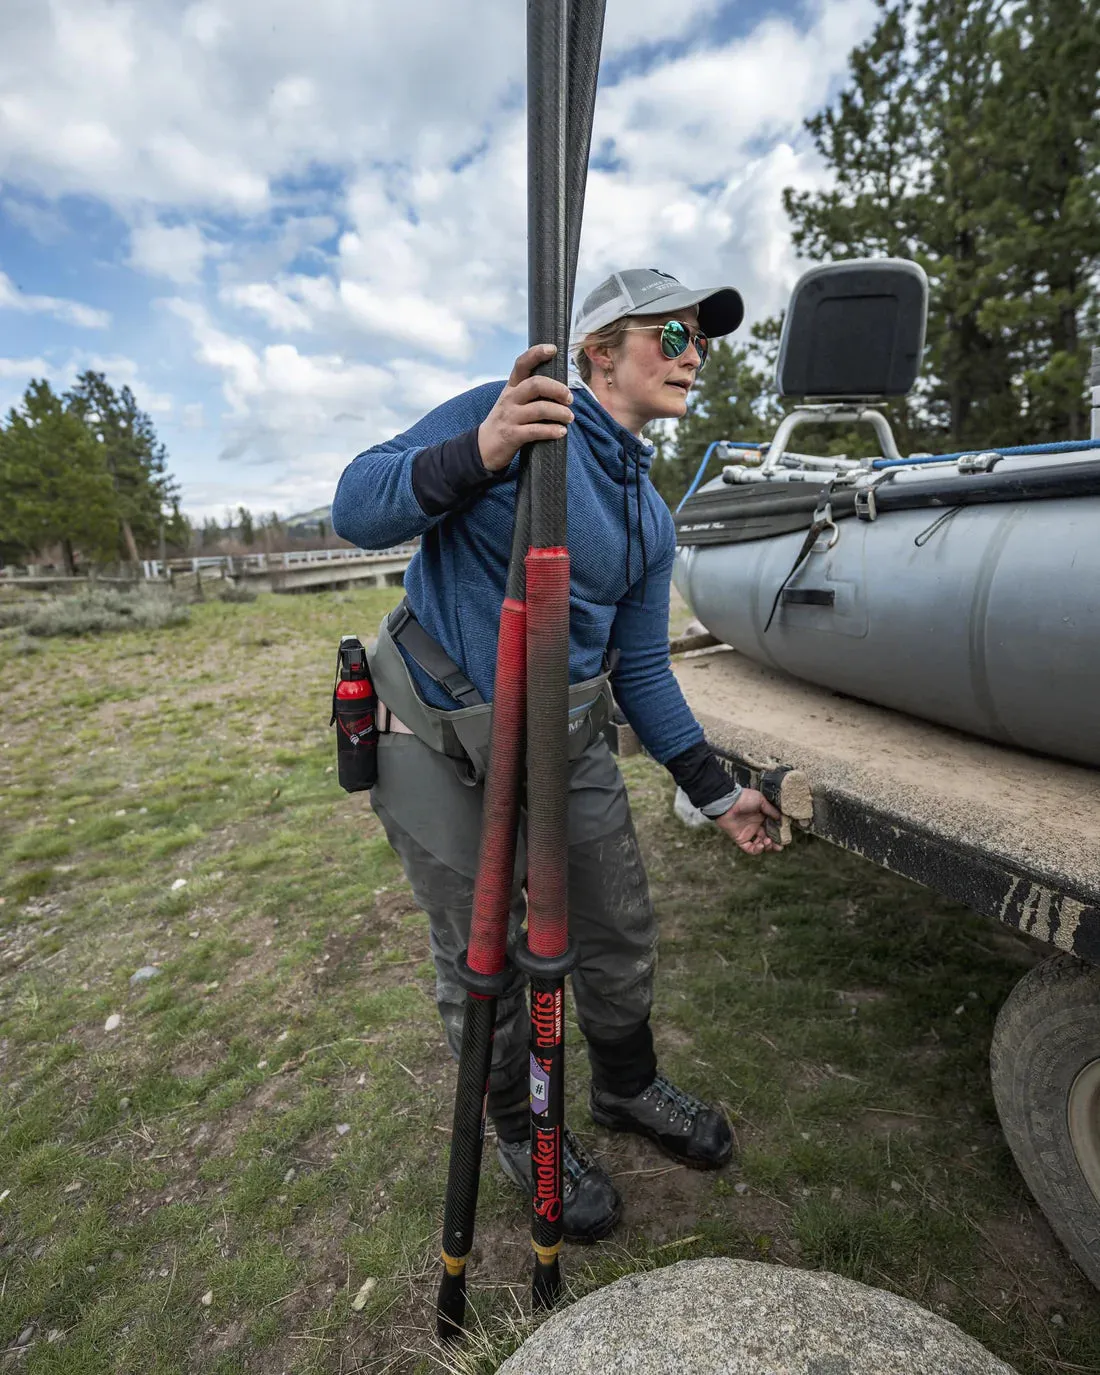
[{"left": 332, "top": 267, "right": 782, "bottom": 1244}]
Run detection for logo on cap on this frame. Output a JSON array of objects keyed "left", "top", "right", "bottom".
[{"left": 637, "top": 270, "right": 680, "bottom": 296}]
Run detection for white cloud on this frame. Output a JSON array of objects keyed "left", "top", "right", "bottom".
[
  {"left": 129, "top": 219, "right": 210, "bottom": 284},
  {"left": 602, "top": 0, "right": 727, "bottom": 52},
  {"left": 0, "top": 270, "right": 110, "bottom": 328},
  {"left": 1, "top": 0, "right": 879, "bottom": 517},
  {"left": 337, "top": 281, "right": 473, "bottom": 360},
  {"left": 0, "top": 355, "right": 52, "bottom": 379},
  {"left": 219, "top": 281, "right": 313, "bottom": 333},
  {"left": 0, "top": 0, "right": 734, "bottom": 222},
  {"left": 588, "top": 0, "right": 873, "bottom": 202},
  {"left": 0, "top": 195, "right": 69, "bottom": 243},
  {"left": 0, "top": 0, "right": 526, "bottom": 212},
  {"left": 0, "top": 351, "right": 172, "bottom": 424},
  {"left": 164, "top": 295, "right": 485, "bottom": 494},
  {"left": 215, "top": 214, "right": 337, "bottom": 287}
]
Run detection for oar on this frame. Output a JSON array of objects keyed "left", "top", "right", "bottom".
[
  {"left": 434, "top": 0, "right": 603, "bottom": 1336},
  {"left": 434, "top": 471, "right": 530, "bottom": 1340},
  {"left": 513, "top": 0, "right": 597, "bottom": 1314}
]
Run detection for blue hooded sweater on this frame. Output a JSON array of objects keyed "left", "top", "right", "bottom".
[{"left": 331, "top": 381, "right": 735, "bottom": 807}]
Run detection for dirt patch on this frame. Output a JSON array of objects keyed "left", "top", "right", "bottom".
[
  {"left": 204, "top": 1076, "right": 288, "bottom": 1156},
  {"left": 834, "top": 988, "right": 889, "bottom": 1005},
  {"left": 171, "top": 1055, "right": 220, "bottom": 1081},
  {"left": 370, "top": 888, "right": 422, "bottom": 931},
  {"left": 203, "top": 1319, "right": 248, "bottom": 1358},
  {"left": 972, "top": 1211, "right": 1096, "bottom": 1318},
  {"left": 859, "top": 1110, "right": 926, "bottom": 1136},
  {"left": 309, "top": 894, "right": 431, "bottom": 997},
  {"left": 93, "top": 678, "right": 240, "bottom": 729}
]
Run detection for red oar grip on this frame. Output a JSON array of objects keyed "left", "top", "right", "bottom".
[
  {"left": 467, "top": 597, "right": 528, "bottom": 976},
  {"left": 524, "top": 548, "right": 571, "bottom": 961}
]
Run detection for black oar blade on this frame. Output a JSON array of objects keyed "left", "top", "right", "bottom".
[
  {"left": 437, "top": 1263, "right": 469, "bottom": 1343},
  {"left": 532, "top": 1252, "right": 563, "bottom": 1313}
]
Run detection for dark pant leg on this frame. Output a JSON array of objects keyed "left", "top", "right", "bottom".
[
  {"left": 371, "top": 731, "right": 659, "bottom": 1115},
  {"left": 566, "top": 740, "right": 659, "bottom": 1096}
]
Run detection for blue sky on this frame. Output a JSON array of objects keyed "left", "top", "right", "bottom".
[{"left": 0, "top": 0, "right": 874, "bottom": 522}]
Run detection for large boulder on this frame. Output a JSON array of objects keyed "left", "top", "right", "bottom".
[{"left": 498, "top": 1258, "right": 1015, "bottom": 1375}]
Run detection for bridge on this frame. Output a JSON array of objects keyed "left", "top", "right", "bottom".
[
  {"left": 1, "top": 546, "right": 417, "bottom": 596},
  {"left": 147, "top": 546, "right": 417, "bottom": 594}
]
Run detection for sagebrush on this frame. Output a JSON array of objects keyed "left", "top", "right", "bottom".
[{"left": 11, "top": 584, "right": 191, "bottom": 637}]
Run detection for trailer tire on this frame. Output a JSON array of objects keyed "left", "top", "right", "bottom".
[{"left": 990, "top": 953, "right": 1100, "bottom": 1291}]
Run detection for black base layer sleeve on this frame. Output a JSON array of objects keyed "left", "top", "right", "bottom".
[
  {"left": 412, "top": 426, "right": 502, "bottom": 517},
  {"left": 665, "top": 740, "right": 738, "bottom": 812},
  {"left": 585, "top": 1019, "right": 657, "bottom": 1097}
]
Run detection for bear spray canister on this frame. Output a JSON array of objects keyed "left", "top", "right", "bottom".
[{"left": 331, "top": 635, "right": 377, "bottom": 792}]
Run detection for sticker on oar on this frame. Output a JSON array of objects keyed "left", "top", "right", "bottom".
[{"left": 530, "top": 1053, "right": 550, "bottom": 1114}]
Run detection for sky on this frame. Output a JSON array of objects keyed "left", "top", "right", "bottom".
[{"left": 0, "top": 0, "right": 875, "bottom": 524}]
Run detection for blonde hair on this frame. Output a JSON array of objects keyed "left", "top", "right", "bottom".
[{"left": 572, "top": 318, "right": 630, "bottom": 383}]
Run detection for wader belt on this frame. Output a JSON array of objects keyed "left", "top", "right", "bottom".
[{"left": 367, "top": 599, "right": 614, "bottom": 785}]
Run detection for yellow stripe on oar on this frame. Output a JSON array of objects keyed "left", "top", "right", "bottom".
[
  {"left": 531, "top": 1240, "right": 562, "bottom": 1263},
  {"left": 441, "top": 1251, "right": 468, "bottom": 1277}
]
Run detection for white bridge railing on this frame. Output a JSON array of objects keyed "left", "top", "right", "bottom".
[{"left": 140, "top": 546, "right": 417, "bottom": 580}]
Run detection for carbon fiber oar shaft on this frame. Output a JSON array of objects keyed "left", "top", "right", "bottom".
[
  {"left": 517, "top": 0, "right": 605, "bottom": 1314},
  {"left": 436, "top": 0, "right": 603, "bottom": 1333},
  {"left": 435, "top": 560, "right": 528, "bottom": 1340}
]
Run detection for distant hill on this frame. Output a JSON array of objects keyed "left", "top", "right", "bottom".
[{"left": 285, "top": 504, "right": 333, "bottom": 529}]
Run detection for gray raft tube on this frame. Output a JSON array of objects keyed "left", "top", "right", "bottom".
[{"left": 673, "top": 464, "right": 1100, "bottom": 768}]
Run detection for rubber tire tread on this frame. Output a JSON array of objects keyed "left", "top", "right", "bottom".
[{"left": 989, "top": 952, "right": 1100, "bottom": 1291}]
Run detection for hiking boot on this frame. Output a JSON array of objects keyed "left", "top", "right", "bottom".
[
  {"left": 496, "top": 1125, "right": 621, "bottom": 1243},
  {"left": 590, "top": 1073, "right": 733, "bottom": 1169}
]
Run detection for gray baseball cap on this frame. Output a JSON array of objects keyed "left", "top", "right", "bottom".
[{"left": 573, "top": 268, "right": 744, "bottom": 339}]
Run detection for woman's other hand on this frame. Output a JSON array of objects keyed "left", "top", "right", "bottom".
[
  {"left": 477, "top": 344, "right": 574, "bottom": 472},
  {"left": 713, "top": 788, "right": 784, "bottom": 856}
]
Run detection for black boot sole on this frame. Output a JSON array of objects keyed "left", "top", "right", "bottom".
[
  {"left": 589, "top": 1101, "right": 734, "bottom": 1171},
  {"left": 565, "top": 1196, "right": 622, "bottom": 1245}
]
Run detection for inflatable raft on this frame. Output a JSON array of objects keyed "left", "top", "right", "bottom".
[{"left": 673, "top": 260, "right": 1100, "bottom": 768}]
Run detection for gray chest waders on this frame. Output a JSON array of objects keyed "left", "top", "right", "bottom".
[
  {"left": 367, "top": 599, "right": 615, "bottom": 793},
  {"left": 431, "top": 0, "right": 606, "bottom": 1340}
]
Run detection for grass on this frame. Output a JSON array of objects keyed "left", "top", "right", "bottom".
[{"left": 0, "top": 585, "right": 1097, "bottom": 1373}]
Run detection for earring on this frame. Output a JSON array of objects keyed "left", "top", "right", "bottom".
[{"left": 604, "top": 368, "right": 613, "bottom": 388}]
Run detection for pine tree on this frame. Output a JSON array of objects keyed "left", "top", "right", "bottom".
[
  {"left": 783, "top": 0, "right": 1100, "bottom": 448},
  {"left": 66, "top": 371, "right": 179, "bottom": 560},
  {"left": 977, "top": 0, "right": 1100, "bottom": 438},
  {"left": 0, "top": 381, "right": 119, "bottom": 573},
  {"left": 163, "top": 500, "right": 191, "bottom": 556}
]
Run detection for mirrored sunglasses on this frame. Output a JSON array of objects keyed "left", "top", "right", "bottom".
[{"left": 622, "top": 319, "right": 709, "bottom": 370}]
